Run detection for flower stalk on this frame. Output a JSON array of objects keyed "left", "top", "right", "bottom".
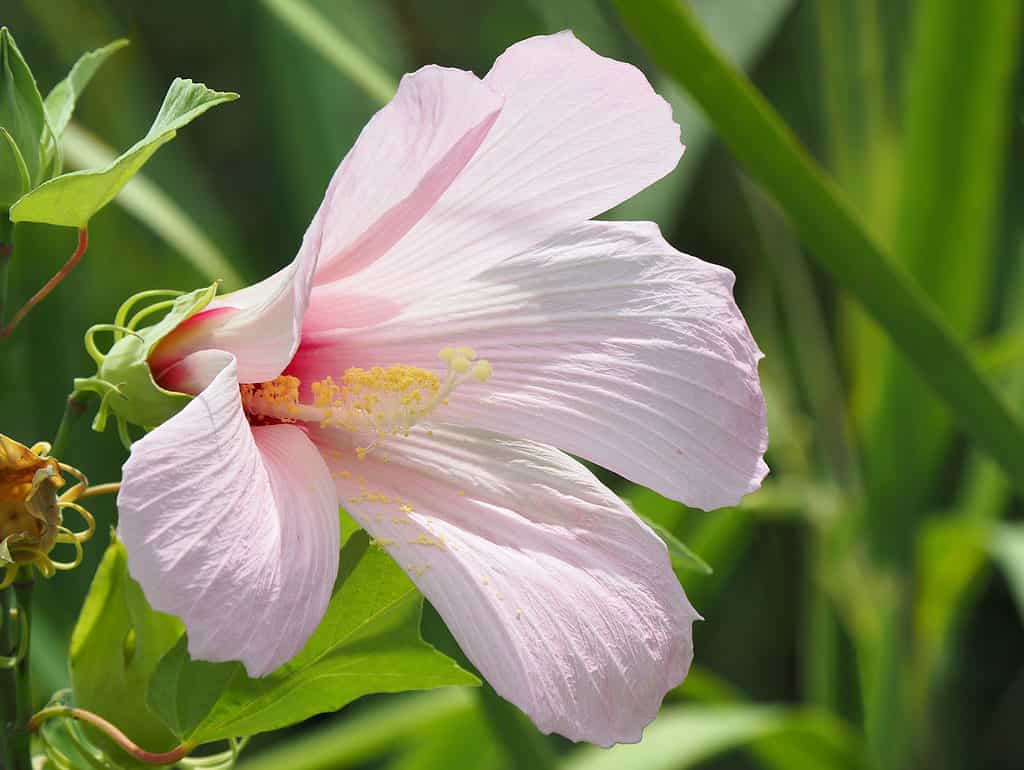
[{"left": 0, "top": 213, "right": 12, "bottom": 328}]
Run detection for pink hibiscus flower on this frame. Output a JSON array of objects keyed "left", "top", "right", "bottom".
[{"left": 116, "top": 32, "right": 767, "bottom": 746}]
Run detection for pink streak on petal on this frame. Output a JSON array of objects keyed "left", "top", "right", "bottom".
[
  {"left": 314, "top": 106, "right": 501, "bottom": 285},
  {"left": 314, "top": 424, "right": 697, "bottom": 746},
  {"left": 310, "top": 65, "right": 503, "bottom": 284},
  {"left": 292, "top": 220, "right": 767, "bottom": 511},
  {"left": 118, "top": 357, "right": 340, "bottom": 678}
]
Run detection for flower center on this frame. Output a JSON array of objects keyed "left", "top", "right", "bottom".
[{"left": 241, "top": 347, "right": 492, "bottom": 446}]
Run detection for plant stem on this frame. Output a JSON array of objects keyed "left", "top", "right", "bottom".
[
  {"left": 1, "top": 587, "right": 18, "bottom": 769},
  {"left": 28, "top": 706, "right": 193, "bottom": 765},
  {"left": 1, "top": 228, "right": 88, "bottom": 339},
  {"left": 0, "top": 212, "right": 12, "bottom": 328},
  {"left": 50, "top": 390, "right": 91, "bottom": 459},
  {"left": 1, "top": 577, "right": 34, "bottom": 770}
]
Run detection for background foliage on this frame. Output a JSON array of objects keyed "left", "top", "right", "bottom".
[{"left": 1, "top": 1, "right": 1023, "bottom": 768}]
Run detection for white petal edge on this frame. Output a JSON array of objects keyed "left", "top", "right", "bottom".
[{"left": 118, "top": 357, "right": 340, "bottom": 677}]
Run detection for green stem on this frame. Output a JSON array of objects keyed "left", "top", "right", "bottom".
[
  {"left": 1, "top": 579, "right": 34, "bottom": 770},
  {"left": 0, "top": 212, "right": 12, "bottom": 327},
  {"left": 1, "top": 588, "right": 17, "bottom": 769},
  {"left": 50, "top": 390, "right": 92, "bottom": 459}
]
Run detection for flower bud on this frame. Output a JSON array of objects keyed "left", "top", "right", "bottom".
[{"left": 74, "top": 284, "right": 217, "bottom": 441}]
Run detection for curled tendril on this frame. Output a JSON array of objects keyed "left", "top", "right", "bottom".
[
  {"left": 57, "top": 500, "right": 96, "bottom": 544},
  {"left": 127, "top": 299, "right": 180, "bottom": 332},
  {"left": 0, "top": 607, "right": 29, "bottom": 669},
  {"left": 113, "top": 289, "right": 184, "bottom": 339},
  {"left": 84, "top": 324, "right": 144, "bottom": 367},
  {"left": 49, "top": 527, "right": 85, "bottom": 572}
]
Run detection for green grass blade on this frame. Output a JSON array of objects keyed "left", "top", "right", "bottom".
[
  {"left": 612, "top": 0, "right": 1024, "bottom": 499},
  {"left": 237, "top": 690, "right": 476, "bottom": 770},
  {"left": 261, "top": 0, "right": 397, "bottom": 107},
  {"left": 60, "top": 123, "right": 244, "bottom": 289}
]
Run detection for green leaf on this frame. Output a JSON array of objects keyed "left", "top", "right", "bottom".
[
  {"left": 0, "top": 127, "right": 29, "bottom": 206},
  {"left": 148, "top": 531, "right": 478, "bottom": 745},
  {"left": 44, "top": 39, "right": 128, "bottom": 140},
  {"left": 639, "top": 514, "right": 713, "bottom": 575},
  {"left": 10, "top": 77, "right": 237, "bottom": 227},
  {"left": 0, "top": 27, "right": 46, "bottom": 205},
  {"left": 612, "top": 0, "right": 1024, "bottom": 502},
  {"left": 69, "top": 539, "right": 185, "bottom": 760}
]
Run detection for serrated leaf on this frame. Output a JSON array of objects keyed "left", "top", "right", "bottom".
[
  {"left": 70, "top": 539, "right": 185, "bottom": 762},
  {"left": 0, "top": 27, "right": 46, "bottom": 205},
  {"left": 148, "top": 531, "right": 478, "bottom": 745},
  {"left": 10, "top": 77, "right": 237, "bottom": 227},
  {"left": 44, "top": 39, "right": 128, "bottom": 139}
]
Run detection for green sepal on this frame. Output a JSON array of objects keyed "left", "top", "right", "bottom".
[
  {"left": 0, "top": 27, "right": 46, "bottom": 206},
  {"left": 10, "top": 78, "right": 237, "bottom": 228},
  {"left": 75, "top": 283, "right": 218, "bottom": 431}
]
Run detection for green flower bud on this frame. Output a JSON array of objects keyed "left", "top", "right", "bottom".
[{"left": 74, "top": 284, "right": 218, "bottom": 442}]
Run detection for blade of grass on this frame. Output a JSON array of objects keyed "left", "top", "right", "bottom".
[
  {"left": 60, "top": 123, "right": 244, "bottom": 289},
  {"left": 863, "top": 0, "right": 1021, "bottom": 559},
  {"left": 611, "top": 0, "right": 1024, "bottom": 504},
  {"left": 237, "top": 689, "right": 475, "bottom": 770},
  {"left": 261, "top": 0, "right": 397, "bottom": 107}
]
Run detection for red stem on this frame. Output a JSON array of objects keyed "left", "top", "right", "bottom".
[
  {"left": 1, "top": 228, "right": 88, "bottom": 338},
  {"left": 30, "top": 706, "right": 192, "bottom": 765}
]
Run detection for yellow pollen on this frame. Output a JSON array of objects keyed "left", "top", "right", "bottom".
[
  {"left": 472, "top": 360, "right": 493, "bottom": 383},
  {"left": 240, "top": 347, "right": 494, "bottom": 454}
]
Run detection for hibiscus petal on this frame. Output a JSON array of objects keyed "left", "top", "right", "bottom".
[
  {"left": 311, "top": 65, "right": 504, "bottom": 286},
  {"left": 314, "top": 424, "right": 698, "bottom": 746},
  {"left": 118, "top": 358, "right": 340, "bottom": 677},
  {"left": 313, "top": 31, "right": 683, "bottom": 305},
  {"left": 293, "top": 220, "right": 767, "bottom": 510},
  {"left": 149, "top": 220, "right": 321, "bottom": 385}
]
